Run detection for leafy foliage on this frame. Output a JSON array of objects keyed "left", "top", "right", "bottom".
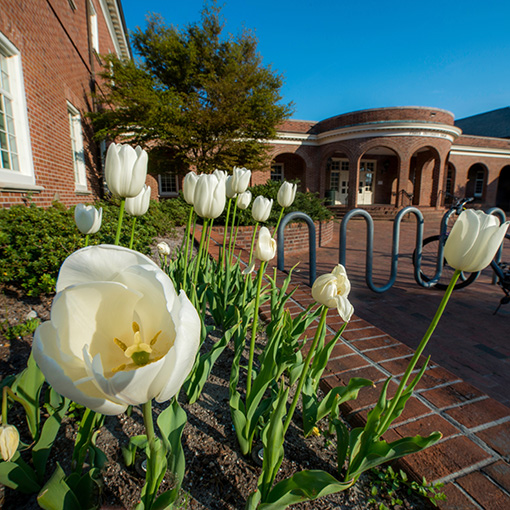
[{"left": 91, "top": 2, "right": 292, "bottom": 173}]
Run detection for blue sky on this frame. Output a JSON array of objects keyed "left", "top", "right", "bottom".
[{"left": 120, "top": 0, "right": 510, "bottom": 122}]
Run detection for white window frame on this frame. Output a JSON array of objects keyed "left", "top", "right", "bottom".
[
  {"left": 67, "top": 102, "right": 88, "bottom": 193},
  {"left": 158, "top": 173, "right": 179, "bottom": 197},
  {"left": 271, "top": 162, "right": 284, "bottom": 181},
  {"left": 0, "top": 32, "right": 36, "bottom": 191},
  {"left": 89, "top": 2, "right": 99, "bottom": 53}
]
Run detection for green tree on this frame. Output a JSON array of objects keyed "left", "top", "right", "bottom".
[{"left": 92, "top": 2, "right": 292, "bottom": 174}]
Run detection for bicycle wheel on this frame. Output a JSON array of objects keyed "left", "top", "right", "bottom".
[{"left": 413, "top": 235, "right": 479, "bottom": 290}]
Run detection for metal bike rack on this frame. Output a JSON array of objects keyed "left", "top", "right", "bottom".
[
  {"left": 276, "top": 211, "right": 316, "bottom": 286},
  {"left": 338, "top": 207, "right": 443, "bottom": 293},
  {"left": 485, "top": 207, "right": 507, "bottom": 284}
]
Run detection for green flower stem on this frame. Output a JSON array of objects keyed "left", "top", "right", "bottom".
[
  {"left": 2, "top": 386, "right": 8, "bottom": 424},
  {"left": 141, "top": 399, "right": 157, "bottom": 506},
  {"left": 84, "top": 234, "right": 90, "bottom": 247},
  {"left": 206, "top": 218, "right": 214, "bottom": 256},
  {"left": 192, "top": 218, "right": 209, "bottom": 289},
  {"left": 273, "top": 207, "right": 285, "bottom": 239},
  {"left": 114, "top": 199, "right": 126, "bottom": 246},
  {"left": 231, "top": 215, "right": 242, "bottom": 266},
  {"left": 228, "top": 198, "right": 239, "bottom": 264},
  {"left": 183, "top": 207, "right": 194, "bottom": 293},
  {"left": 283, "top": 305, "right": 329, "bottom": 435},
  {"left": 246, "top": 260, "right": 267, "bottom": 398},
  {"left": 378, "top": 269, "right": 461, "bottom": 435},
  {"left": 221, "top": 199, "right": 233, "bottom": 269},
  {"left": 248, "top": 222, "right": 259, "bottom": 265},
  {"left": 129, "top": 217, "right": 137, "bottom": 250}
]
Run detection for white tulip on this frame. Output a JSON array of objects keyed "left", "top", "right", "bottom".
[
  {"left": 277, "top": 181, "right": 297, "bottom": 208},
  {"left": 32, "top": 245, "right": 201, "bottom": 415},
  {"left": 444, "top": 209, "right": 510, "bottom": 273},
  {"left": 157, "top": 242, "right": 171, "bottom": 256},
  {"left": 252, "top": 196, "right": 273, "bottom": 222},
  {"left": 213, "top": 169, "right": 228, "bottom": 182},
  {"left": 237, "top": 191, "right": 252, "bottom": 210},
  {"left": 193, "top": 173, "right": 226, "bottom": 219},
  {"left": 183, "top": 172, "right": 199, "bottom": 205},
  {"left": 0, "top": 424, "right": 19, "bottom": 461},
  {"left": 125, "top": 185, "right": 151, "bottom": 217},
  {"left": 232, "top": 167, "right": 251, "bottom": 194},
  {"left": 105, "top": 143, "right": 148, "bottom": 198},
  {"left": 312, "top": 264, "right": 354, "bottom": 322},
  {"left": 255, "top": 226, "right": 277, "bottom": 262},
  {"left": 226, "top": 176, "right": 237, "bottom": 199},
  {"left": 74, "top": 204, "right": 102, "bottom": 235}
]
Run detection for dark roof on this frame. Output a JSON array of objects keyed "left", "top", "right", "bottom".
[{"left": 455, "top": 107, "right": 510, "bottom": 138}]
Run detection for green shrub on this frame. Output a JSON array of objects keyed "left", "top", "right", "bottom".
[
  {"left": 0, "top": 198, "right": 190, "bottom": 296},
  {"left": 215, "top": 180, "right": 332, "bottom": 226}
]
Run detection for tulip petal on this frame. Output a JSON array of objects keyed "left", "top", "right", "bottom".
[{"left": 444, "top": 210, "right": 480, "bottom": 270}]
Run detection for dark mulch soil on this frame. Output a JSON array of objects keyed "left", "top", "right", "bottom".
[{"left": 0, "top": 234, "right": 433, "bottom": 509}]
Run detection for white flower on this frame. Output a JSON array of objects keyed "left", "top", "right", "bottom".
[
  {"left": 183, "top": 172, "right": 199, "bottom": 205},
  {"left": 0, "top": 424, "right": 19, "bottom": 461},
  {"left": 213, "top": 169, "right": 228, "bottom": 182},
  {"left": 32, "top": 245, "right": 201, "bottom": 415},
  {"left": 255, "top": 226, "right": 277, "bottom": 262},
  {"left": 226, "top": 176, "right": 237, "bottom": 199},
  {"left": 277, "top": 181, "right": 297, "bottom": 208},
  {"left": 252, "top": 196, "right": 273, "bottom": 222},
  {"left": 193, "top": 173, "right": 226, "bottom": 219},
  {"left": 157, "top": 242, "right": 171, "bottom": 256},
  {"left": 312, "top": 264, "right": 354, "bottom": 322},
  {"left": 125, "top": 185, "right": 151, "bottom": 217},
  {"left": 104, "top": 143, "right": 148, "bottom": 198},
  {"left": 444, "top": 210, "right": 510, "bottom": 272},
  {"left": 237, "top": 191, "right": 252, "bottom": 210},
  {"left": 232, "top": 167, "right": 251, "bottom": 194},
  {"left": 74, "top": 204, "right": 102, "bottom": 235}
]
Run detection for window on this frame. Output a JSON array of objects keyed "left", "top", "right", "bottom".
[
  {"left": 271, "top": 163, "right": 284, "bottom": 181},
  {"left": 89, "top": 2, "right": 99, "bottom": 53},
  {"left": 67, "top": 102, "right": 88, "bottom": 192},
  {"left": 474, "top": 169, "right": 484, "bottom": 198},
  {"left": 0, "top": 32, "right": 35, "bottom": 189},
  {"left": 159, "top": 173, "right": 178, "bottom": 196}
]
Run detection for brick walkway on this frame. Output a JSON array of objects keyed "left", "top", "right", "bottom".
[{"left": 201, "top": 220, "right": 510, "bottom": 510}]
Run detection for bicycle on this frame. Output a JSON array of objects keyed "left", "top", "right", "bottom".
[{"left": 413, "top": 196, "right": 510, "bottom": 311}]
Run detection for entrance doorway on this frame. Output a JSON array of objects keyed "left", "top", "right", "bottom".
[
  {"left": 358, "top": 160, "right": 376, "bottom": 205},
  {"left": 496, "top": 166, "right": 510, "bottom": 211},
  {"left": 330, "top": 159, "right": 349, "bottom": 204}
]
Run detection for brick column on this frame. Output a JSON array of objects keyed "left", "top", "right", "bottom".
[
  {"left": 348, "top": 157, "right": 359, "bottom": 209},
  {"left": 396, "top": 157, "right": 412, "bottom": 207}
]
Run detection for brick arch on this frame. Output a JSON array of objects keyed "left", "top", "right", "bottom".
[
  {"left": 269, "top": 145, "right": 314, "bottom": 171},
  {"left": 409, "top": 145, "right": 444, "bottom": 207},
  {"left": 466, "top": 162, "right": 489, "bottom": 202},
  {"left": 270, "top": 151, "right": 309, "bottom": 191},
  {"left": 356, "top": 138, "right": 405, "bottom": 164}
]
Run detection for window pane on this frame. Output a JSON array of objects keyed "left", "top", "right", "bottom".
[
  {"left": 160, "top": 173, "right": 177, "bottom": 193},
  {"left": 1, "top": 149, "right": 10, "bottom": 169},
  {"left": 0, "top": 130, "right": 7, "bottom": 149},
  {"left": 10, "top": 152, "right": 19, "bottom": 172}
]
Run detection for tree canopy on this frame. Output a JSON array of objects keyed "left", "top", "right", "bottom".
[{"left": 92, "top": 2, "right": 293, "bottom": 174}]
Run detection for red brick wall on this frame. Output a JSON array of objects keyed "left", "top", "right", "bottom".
[{"left": 0, "top": 0, "right": 122, "bottom": 208}]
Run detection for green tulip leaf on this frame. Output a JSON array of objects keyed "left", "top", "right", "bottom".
[
  {"left": 0, "top": 452, "right": 40, "bottom": 493},
  {"left": 37, "top": 463, "right": 82, "bottom": 510}
]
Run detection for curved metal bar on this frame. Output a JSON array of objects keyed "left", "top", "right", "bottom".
[
  {"left": 339, "top": 207, "right": 432, "bottom": 293},
  {"left": 486, "top": 208, "right": 507, "bottom": 283},
  {"left": 276, "top": 211, "right": 316, "bottom": 286}
]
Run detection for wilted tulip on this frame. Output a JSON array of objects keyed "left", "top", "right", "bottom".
[
  {"left": 193, "top": 173, "right": 226, "bottom": 219},
  {"left": 183, "top": 172, "right": 199, "bottom": 205},
  {"left": 252, "top": 196, "right": 273, "bottom": 222},
  {"left": 74, "top": 204, "right": 102, "bottom": 235},
  {"left": 125, "top": 185, "right": 151, "bottom": 217},
  {"left": 32, "top": 245, "right": 201, "bottom": 415},
  {"left": 277, "top": 181, "right": 297, "bottom": 208},
  {"left": 226, "top": 176, "right": 237, "bottom": 199},
  {"left": 0, "top": 424, "right": 19, "bottom": 461},
  {"left": 105, "top": 143, "right": 148, "bottom": 198},
  {"left": 312, "top": 264, "right": 354, "bottom": 322},
  {"left": 237, "top": 191, "right": 252, "bottom": 210},
  {"left": 255, "top": 226, "right": 277, "bottom": 262},
  {"left": 157, "top": 242, "right": 171, "bottom": 256},
  {"left": 444, "top": 210, "right": 510, "bottom": 272},
  {"left": 232, "top": 167, "right": 251, "bottom": 194}
]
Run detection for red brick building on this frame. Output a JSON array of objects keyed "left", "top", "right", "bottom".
[
  {"left": 0, "top": 0, "right": 130, "bottom": 207},
  {"left": 263, "top": 106, "right": 510, "bottom": 212}
]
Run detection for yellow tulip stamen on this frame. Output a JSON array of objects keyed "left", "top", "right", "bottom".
[{"left": 113, "top": 321, "right": 163, "bottom": 370}]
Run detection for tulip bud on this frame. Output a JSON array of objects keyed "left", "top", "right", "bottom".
[
  {"left": 157, "top": 242, "right": 171, "bottom": 256},
  {"left": 277, "top": 181, "right": 297, "bottom": 208},
  {"left": 0, "top": 424, "right": 19, "bottom": 461},
  {"left": 232, "top": 167, "right": 251, "bottom": 194},
  {"left": 444, "top": 210, "right": 510, "bottom": 273},
  {"left": 125, "top": 185, "right": 151, "bottom": 217},
  {"left": 255, "top": 226, "right": 277, "bottom": 262},
  {"left": 312, "top": 264, "right": 354, "bottom": 322},
  {"left": 226, "top": 176, "right": 237, "bottom": 199},
  {"left": 252, "top": 196, "right": 273, "bottom": 222},
  {"left": 183, "top": 172, "right": 199, "bottom": 205},
  {"left": 193, "top": 174, "right": 226, "bottom": 219},
  {"left": 74, "top": 204, "right": 102, "bottom": 235},
  {"left": 237, "top": 191, "right": 252, "bottom": 210},
  {"left": 213, "top": 169, "right": 228, "bottom": 182},
  {"left": 105, "top": 143, "right": 148, "bottom": 198}
]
